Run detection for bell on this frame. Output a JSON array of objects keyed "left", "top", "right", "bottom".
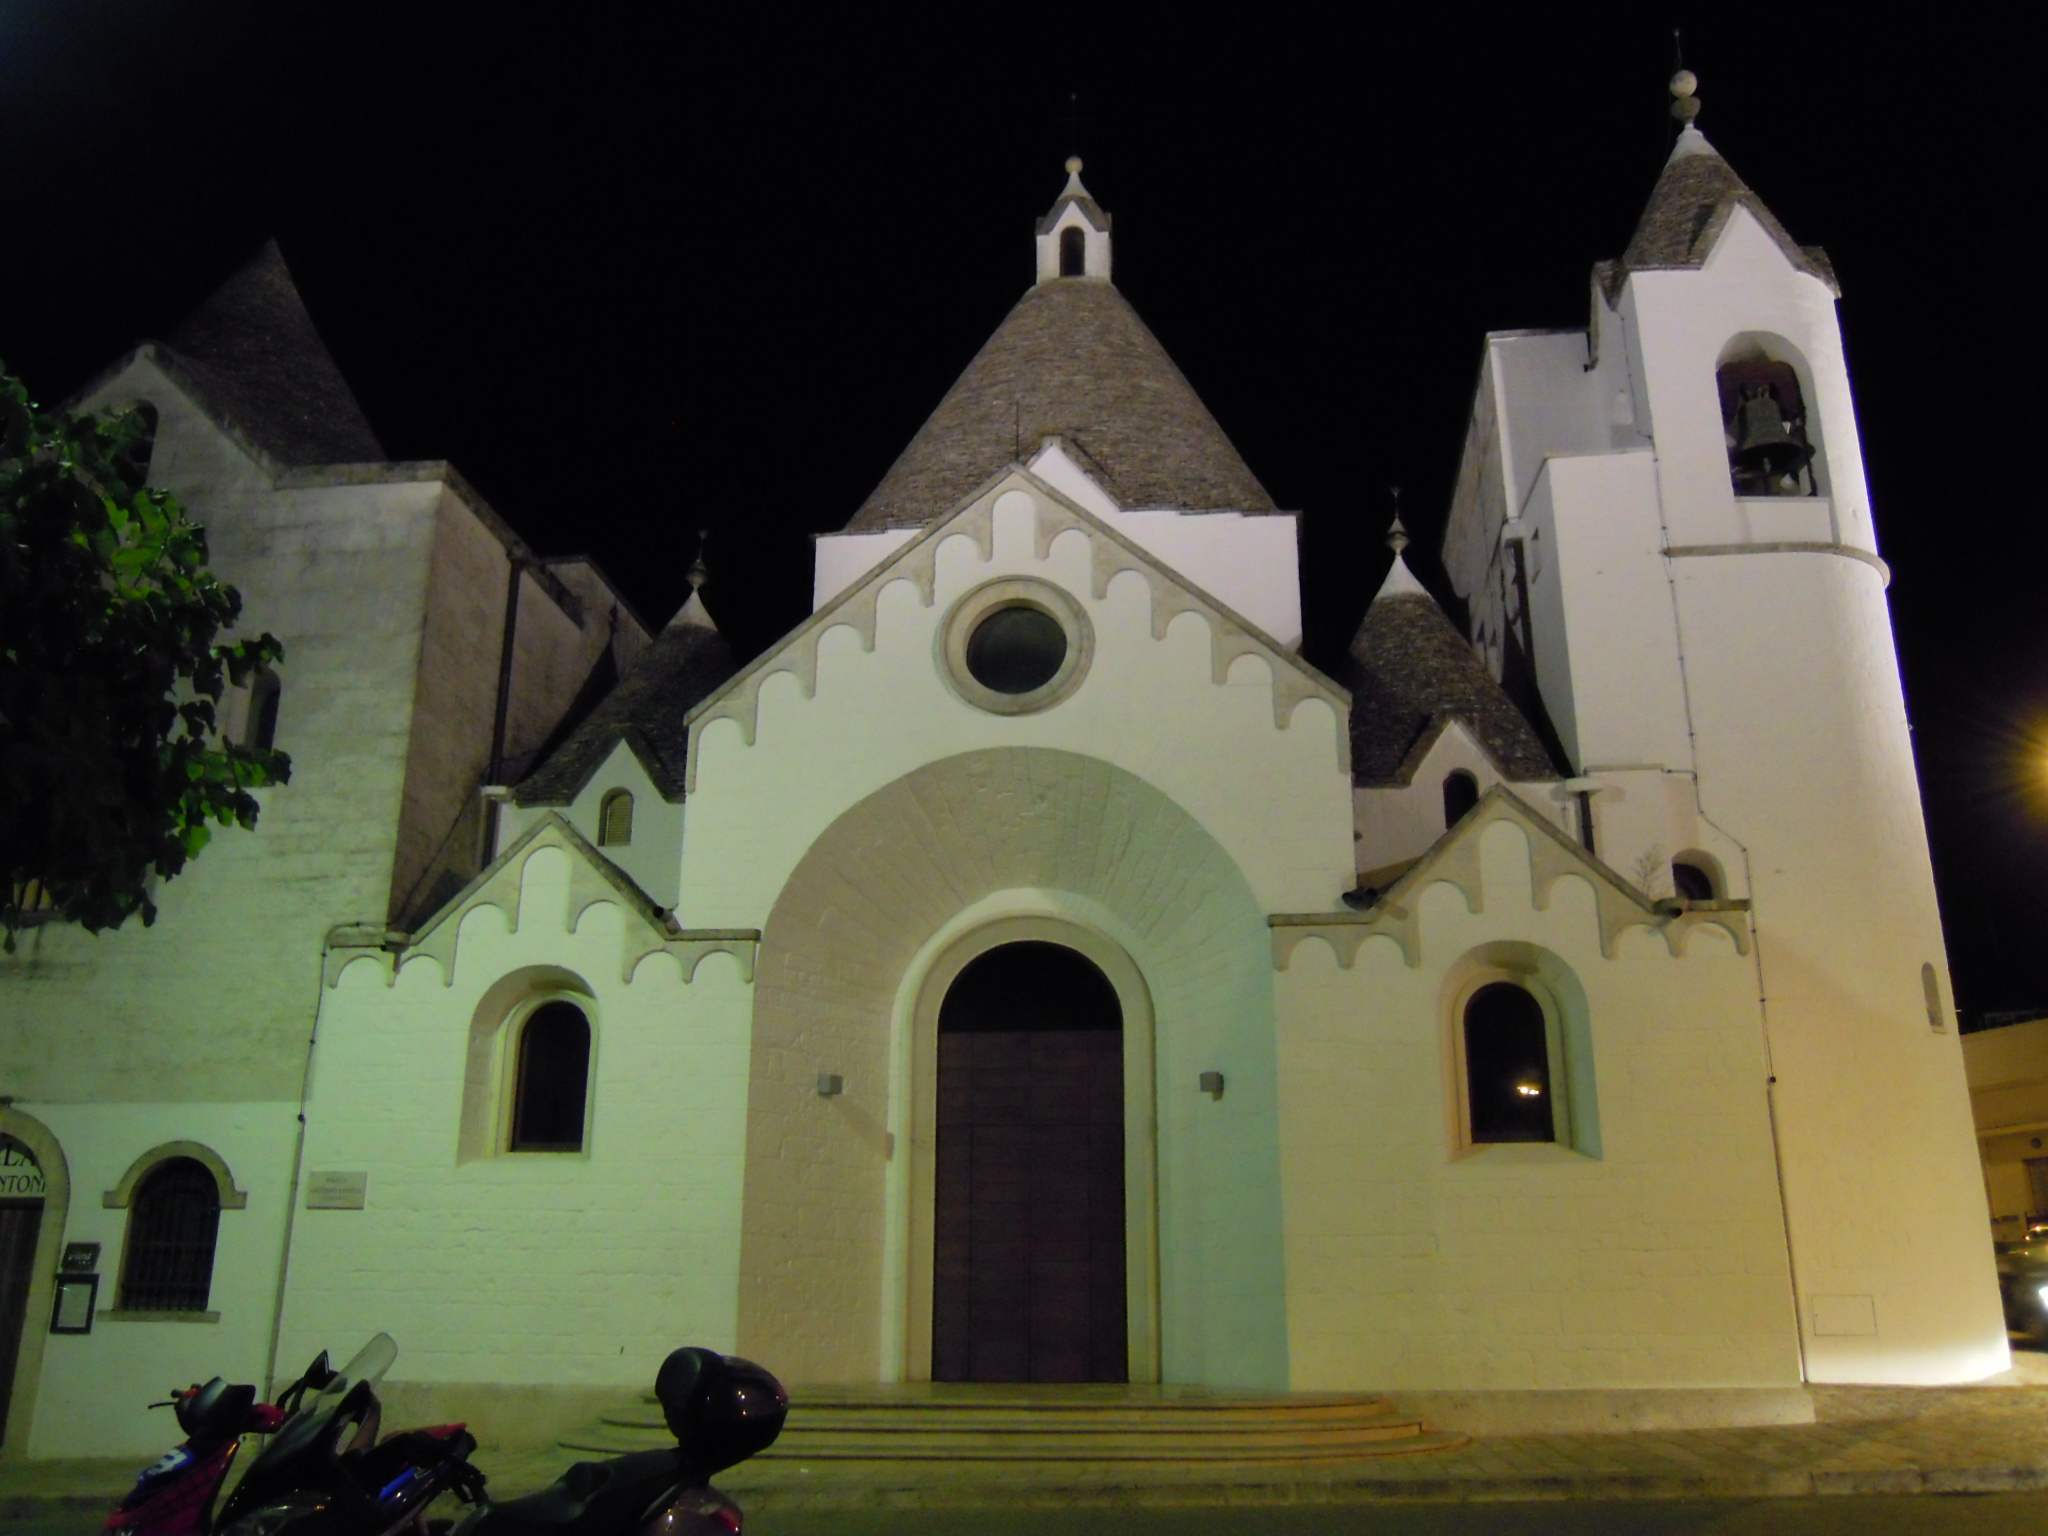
[{"left": 1731, "top": 383, "right": 1813, "bottom": 492}]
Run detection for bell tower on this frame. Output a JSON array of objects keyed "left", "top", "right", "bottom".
[
  {"left": 1443, "top": 71, "right": 2006, "bottom": 1384},
  {"left": 1034, "top": 158, "right": 1112, "bottom": 283}
]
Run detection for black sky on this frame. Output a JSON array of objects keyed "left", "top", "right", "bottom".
[{"left": 1, "top": 5, "right": 2040, "bottom": 1016}]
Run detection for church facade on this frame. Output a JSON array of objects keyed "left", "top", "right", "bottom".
[{"left": 0, "top": 101, "right": 2006, "bottom": 1459}]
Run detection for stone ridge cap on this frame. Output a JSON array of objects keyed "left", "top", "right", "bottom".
[
  {"left": 402, "top": 810, "right": 676, "bottom": 953},
  {"left": 1269, "top": 783, "right": 1658, "bottom": 925},
  {"left": 686, "top": 463, "right": 1347, "bottom": 733}
]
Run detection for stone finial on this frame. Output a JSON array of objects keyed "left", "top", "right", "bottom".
[
  {"left": 1066, "top": 156, "right": 1083, "bottom": 175},
  {"left": 688, "top": 529, "right": 709, "bottom": 592},
  {"left": 1670, "top": 68, "right": 1700, "bottom": 125},
  {"left": 1387, "top": 489, "right": 1409, "bottom": 554}
]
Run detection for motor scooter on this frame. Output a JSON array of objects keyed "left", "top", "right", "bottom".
[
  {"left": 103, "top": 1367, "right": 308, "bottom": 1536},
  {"left": 455, "top": 1348, "right": 786, "bottom": 1536},
  {"left": 129, "top": 1335, "right": 483, "bottom": 1536}
]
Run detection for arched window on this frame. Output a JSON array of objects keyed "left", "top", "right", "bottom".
[
  {"left": 1671, "top": 860, "right": 1715, "bottom": 902},
  {"left": 245, "top": 668, "right": 281, "bottom": 751},
  {"left": 119, "top": 1158, "right": 220, "bottom": 1312},
  {"left": 1442, "top": 770, "right": 1480, "bottom": 829},
  {"left": 510, "top": 1001, "right": 591, "bottom": 1152},
  {"left": 1463, "top": 982, "right": 1554, "bottom": 1144},
  {"left": 597, "top": 789, "right": 634, "bottom": 847},
  {"left": 1717, "top": 344, "right": 1819, "bottom": 497},
  {"left": 111, "top": 401, "right": 160, "bottom": 492},
  {"left": 1059, "top": 226, "right": 1085, "bottom": 277},
  {"left": 1670, "top": 849, "right": 1723, "bottom": 904}
]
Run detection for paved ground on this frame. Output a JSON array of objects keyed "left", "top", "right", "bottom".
[
  {"left": 744, "top": 1497, "right": 2048, "bottom": 1534},
  {"left": 13, "top": 1358, "right": 2048, "bottom": 1526}
]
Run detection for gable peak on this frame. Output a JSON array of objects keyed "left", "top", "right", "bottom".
[{"left": 1035, "top": 158, "right": 1112, "bottom": 283}]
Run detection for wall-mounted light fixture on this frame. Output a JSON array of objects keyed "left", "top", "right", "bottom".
[
  {"left": 817, "top": 1074, "right": 844, "bottom": 1098},
  {"left": 1198, "top": 1071, "right": 1225, "bottom": 1101}
]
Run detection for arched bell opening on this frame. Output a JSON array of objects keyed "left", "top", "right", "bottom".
[
  {"left": 1716, "top": 335, "right": 1828, "bottom": 498},
  {"left": 1059, "top": 225, "right": 1086, "bottom": 277}
]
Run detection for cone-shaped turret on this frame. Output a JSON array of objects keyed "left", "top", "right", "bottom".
[
  {"left": 1342, "top": 521, "right": 1556, "bottom": 785},
  {"left": 845, "top": 162, "right": 1271, "bottom": 532},
  {"left": 514, "top": 554, "right": 736, "bottom": 805},
  {"left": 1035, "top": 156, "right": 1111, "bottom": 282}
]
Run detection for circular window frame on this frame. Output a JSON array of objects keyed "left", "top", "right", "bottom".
[{"left": 938, "top": 577, "right": 1094, "bottom": 715}]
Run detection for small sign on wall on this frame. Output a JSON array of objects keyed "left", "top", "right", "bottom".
[
  {"left": 60, "top": 1241, "right": 100, "bottom": 1274},
  {"left": 51, "top": 1274, "right": 97, "bottom": 1334},
  {"left": 305, "top": 1171, "right": 368, "bottom": 1210}
]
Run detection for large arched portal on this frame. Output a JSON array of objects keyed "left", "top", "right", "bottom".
[
  {"left": 738, "top": 747, "right": 1287, "bottom": 1390},
  {"left": 933, "top": 940, "right": 1126, "bottom": 1382}
]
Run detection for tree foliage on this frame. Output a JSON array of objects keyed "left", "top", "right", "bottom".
[{"left": 0, "top": 366, "right": 289, "bottom": 949}]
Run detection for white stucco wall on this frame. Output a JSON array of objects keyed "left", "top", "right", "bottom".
[
  {"left": 1278, "top": 817, "right": 1800, "bottom": 1390},
  {"left": 496, "top": 741, "right": 684, "bottom": 911},
  {"left": 1352, "top": 722, "right": 1571, "bottom": 878},
  {"left": 690, "top": 477, "right": 1352, "bottom": 934},
  {"left": 276, "top": 840, "right": 752, "bottom": 1391},
  {"left": 694, "top": 476, "right": 1348, "bottom": 1388},
  {"left": 816, "top": 444, "right": 1304, "bottom": 649},
  {"left": 19, "top": 1102, "right": 299, "bottom": 1458}
]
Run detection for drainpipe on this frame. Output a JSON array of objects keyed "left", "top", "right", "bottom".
[{"left": 264, "top": 938, "right": 328, "bottom": 1398}]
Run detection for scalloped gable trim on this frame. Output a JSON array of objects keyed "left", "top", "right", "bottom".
[
  {"left": 682, "top": 463, "right": 1352, "bottom": 789},
  {"left": 1268, "top": 784, "right": 1749, "bottom": 969}
]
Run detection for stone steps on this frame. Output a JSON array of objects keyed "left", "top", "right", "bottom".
[{"left": 561, "top": 1385, "right": 1467, "bottom": 1464}]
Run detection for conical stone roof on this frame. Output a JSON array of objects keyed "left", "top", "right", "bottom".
[
  {"left": 1601, "top": 127, "right": 1836, "bottom": 300},
  {"left": 1342, "top": 567, "right": 1557, "bottom": 785},
  {"left": 844, "top": 280, "right": 1274, "bottom": 532},
  {"left": 159, "top": 240, "right": 385, "bottom": 467},
  {"left": 513, "top": 595, "right": 737, "bottom": 805}
]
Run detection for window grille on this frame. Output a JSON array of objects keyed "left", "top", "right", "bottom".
[{"left": 120, "top": 1158, "right": 220, "bottom": 1311}]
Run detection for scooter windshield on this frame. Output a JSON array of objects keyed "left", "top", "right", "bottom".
[
  {"left": 308, "top": 1333, "right": 397, "bottom": 1413},
  {"left": 217, "top": 1334, "right": 400, "bottom": 1524}
]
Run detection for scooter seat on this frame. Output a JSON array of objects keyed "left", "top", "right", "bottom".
[{"left": 472, "top": 1448, "right": 694, "bottom": 1536}]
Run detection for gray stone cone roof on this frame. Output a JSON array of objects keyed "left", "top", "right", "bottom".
[
  {"left": 159, "top": 239, "right": 385, "bottom": 466},
  {"left": 512, "top": 615, "right": 738, "bottom": 805},
  {"left": 844, "top": 280, "right": 1275, "bottom": 532},
  {"left": 1343, "top": 593, "right": 1558, "bottom": 784},
  {"left": 1611, "top": 135, "right": 1837, "bottom": 299}
]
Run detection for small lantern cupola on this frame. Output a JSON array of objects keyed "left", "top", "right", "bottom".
[{"left": 1035, "top": 158, "right": 1112, "bottom": 284}]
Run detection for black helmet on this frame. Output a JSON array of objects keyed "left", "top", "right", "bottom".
[{"left": 652, "top": 1347, "right": 788, "bottom": 1478}]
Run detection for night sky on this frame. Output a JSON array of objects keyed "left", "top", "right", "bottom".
[{"left": 2, "top": 7, "right": 2039, "bottom": 1017}]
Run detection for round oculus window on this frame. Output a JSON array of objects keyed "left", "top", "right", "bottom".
[
  {"left": 964, "top": 604, "right": 1067, "bottom": 695},
  {"left": 938, "top": 576, "right": 1093, "bottom": 715}
]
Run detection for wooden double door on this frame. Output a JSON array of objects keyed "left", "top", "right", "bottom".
[{"left": 930, "top": 941, "right": 1127, "bottom": 1383}]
